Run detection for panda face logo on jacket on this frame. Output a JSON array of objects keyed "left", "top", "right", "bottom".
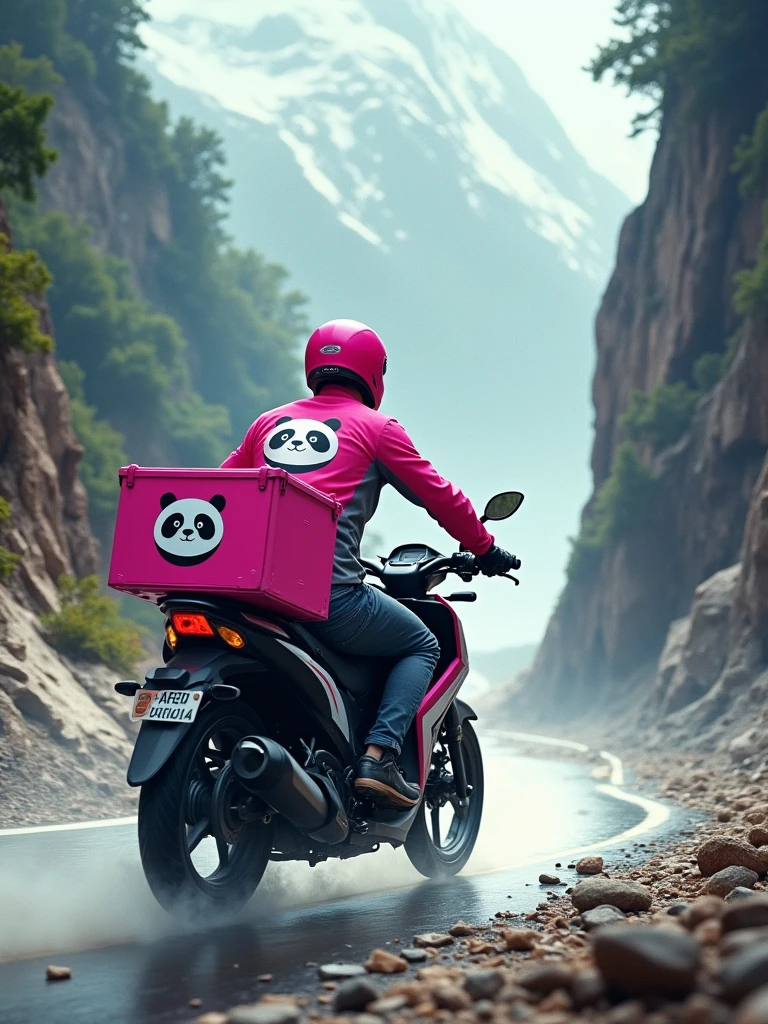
[
  {"left": 154, "top": 493, "right": 226, "bottom": 565},
  {"left": 264, "top": 416, "right": 341, "bottom": 473}
]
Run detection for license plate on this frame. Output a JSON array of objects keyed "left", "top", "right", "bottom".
[{"left": 130, "top": 688, "right": 203, "bottom": 723}]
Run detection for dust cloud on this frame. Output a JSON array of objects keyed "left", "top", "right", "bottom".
[{"left": 0, "top": 739, "right": 605, "bottom": 960}]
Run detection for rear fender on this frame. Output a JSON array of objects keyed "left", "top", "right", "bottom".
[{"left": 127, "top": 648, "right": 252, "bottom": 786}]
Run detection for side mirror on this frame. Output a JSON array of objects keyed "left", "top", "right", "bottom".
[{"left": 482, "top": 491, "right": 524, "bottom": 522}]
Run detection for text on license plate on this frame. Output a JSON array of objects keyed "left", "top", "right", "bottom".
[{"left": 131, "top": 689, "right": 203, "bottom": 723}]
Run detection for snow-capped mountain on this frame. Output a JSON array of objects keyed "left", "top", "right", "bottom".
[
  {"left": 143, "top": 0, "right": 621, "bottom": 279},
  {"left": 141, "top": 0, "right": 631, "bottom": 648}
]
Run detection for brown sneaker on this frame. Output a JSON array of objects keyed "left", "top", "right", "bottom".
[{"left": 355, "top": 752, "right": 420, "bottom": 809}]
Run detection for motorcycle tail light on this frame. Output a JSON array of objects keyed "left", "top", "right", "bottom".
[
  {"left": 171, "top": 612, "right": 214, "bottom": 636},
  {"left": 165, "top": 622, "right": 178, "bottom": 649},
  {"left": 217, "top": 625, "right": 245, "bottom": 649}
]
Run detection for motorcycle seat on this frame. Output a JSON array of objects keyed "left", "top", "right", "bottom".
[{"left": 290, "top": 624, "right": 392, "bottom": 697}]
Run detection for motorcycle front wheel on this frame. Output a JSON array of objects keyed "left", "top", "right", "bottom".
[
  {"left": 405, "top": 717, "right": 484, "bottom": 877},
  {"left": 138, "top": 700, "right": 273, "bottom": 916}
]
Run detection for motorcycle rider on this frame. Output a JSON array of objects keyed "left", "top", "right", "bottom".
[{"left": 222, "top": 319, "right": 518, "bottom": 809}]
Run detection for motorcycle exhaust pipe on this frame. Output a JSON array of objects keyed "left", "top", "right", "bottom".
[{"left": 231, "top": 736, "right": 348, "bottom": 843}]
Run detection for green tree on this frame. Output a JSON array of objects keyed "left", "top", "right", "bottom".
[
  {"left": 0, "top": 233, "right": 52, "bottom": 352},
  {"left": 0, "top": 79, "right": 57, "bottom": 199},
  {"left": 0, "top": 494, "right": 20, "bottom": 578}
]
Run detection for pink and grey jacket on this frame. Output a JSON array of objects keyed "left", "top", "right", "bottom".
[{"left": 222, "top": 387, "right": 494, "bottom": 584}]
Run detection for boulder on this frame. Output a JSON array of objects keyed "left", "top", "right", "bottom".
[
  {"left": 593, "top": 924, "right": 700, "bottom": 996},
  {"left": 697, "top": 838, "right": 768, "bottom": 877},
  {"left": 706, "top": 866, "right": 759, "bottom": 897},
  {"left": 581, "top": 905, "right": 627, "bottom": 931},
  {"left": 571, "top": 878, "right": 652, "bottom": 913},
  {"left": 723, "top": 895, "right": 768, "bottom": 934},
  {"left": 575, "top": 856, "right": 604, "bottom": 875},
  {"left": 333, "top": 978, "right": 379, "bottom": 1012},
  {"left": 464, "top": 969, "right": 505, "bottom": 1002},
  {"left": 722, "top": 944, "right": 768, "bottom": 1003},
  {"left": 364, "top": 949, "right": 407, "bottom": 974}
]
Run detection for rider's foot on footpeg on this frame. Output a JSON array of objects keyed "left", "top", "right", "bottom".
[{"left": 355, "top": 752, "right": 420, "bottom": 809}]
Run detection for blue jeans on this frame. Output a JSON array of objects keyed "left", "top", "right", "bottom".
[{"left": 307, "top": 584, "right": 440, "bottom": 755}]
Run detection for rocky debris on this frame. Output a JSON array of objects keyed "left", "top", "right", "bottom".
[
  {"left": 448, "top": 921, "right": 478, "bottom": 936},
  {"left": 721, "top": 945, "right": 768, "bottom": 1003},
  {"left": 593, "top": 924, "right": 700, "bottom": 996},
  {"left": 571, "top": 877, "right": 653, "bottom": 913},
  {"left": 227, "top": 1004, "right": 300, "bottom": 1024},
  {"left": 727, "top": 888, "right": 759, "bottom": 903},
  {"left": 413, "top": 932, "right": 454, "bottom": 948},
  {"left": 539, "top": 873, "right": 562, "bottom": 885},
  {"left": 517, "top": 963, "right": 573, "bottom": 994},
  {"left": 317, "top": 964, "right": 367, "bottom": 981},
  {"left": 432, "top": 983, "right": 472, "bottom": 1011},
  {"left": 45, "top": 965, "right": 71, "bottom": 981},
  {"left": 581, "top": 905, "right": 627, "bottom": 931},
  {"left": 502, "top": 928, "right": 539, "bottom": 950},
  {"left": 463, "top": 969, "right": 505, "bottom": 1001},
  {"left": 707, "top": 866, "right": 760, "bottom": 897},
  {"left": 363, "top": 949, "right": 407, "bottom": 974},
  {"left": 196, "top": 1015, "right": 227, "bottom": 1024},
  {"left": 722, "top": 896, "right": 768, "bottom": 933},
  {"left": 400, "top": 948, "right": 429, "bottom": 963},
  {"left": 736, "top": 986, "right": 768, "bottom": 1023},
  {"left": 575, "top": 855, "right": 604, "bottom": 875},
  {"left": 749, "top": 829, "right": 768, "bottom": 848},
  {"left": 332, "top": 978, "right": 378, "bottom": 1012}
]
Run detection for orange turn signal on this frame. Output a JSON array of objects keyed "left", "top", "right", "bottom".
[
  {"left": 171, "top": 612, "right": 214, "bottom": 636},
  {"left": 217, "top": 625, "right": 245, "bottom": 649},
  {"left": 165, "top": 623, "right": 178, "bottom": 649}
]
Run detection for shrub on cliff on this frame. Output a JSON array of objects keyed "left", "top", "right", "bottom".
[
  {"left": 567, "top": 444, "right": 657, "bottom": 581},
  {"left": 0, "top": 495, "right": 19, "bottom": 579},
  {"left": 0, "top": 233, "right": 52, "bottom": 352},
  {"left": 620, "top": 382, "right": 700, "bottom": 454},
  {"left": 41, "top": 574, "right": 144, "bottom": 673}
]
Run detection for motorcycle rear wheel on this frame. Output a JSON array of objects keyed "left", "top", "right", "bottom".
[
  {"left": 405, "top": 718, "right": 484, "bottom": 877},
  {"left": 138, "top": 700, "right": 273, "bottom": 916}
]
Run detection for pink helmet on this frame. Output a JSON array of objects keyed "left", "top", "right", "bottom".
[{"left": 305, "top": 319, "right": 387, "bottom": 410}]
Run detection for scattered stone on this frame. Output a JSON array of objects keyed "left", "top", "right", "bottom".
[
  {"left": 736, "top": 985, "right": 768, "bottom": 1023},
  {"left": 539, "top": 873, "right": 561, "bottom": 885},
  {"left": 368, "top": 994, "right": 410, "bottom": 1015},
  {"left": 413, "top": 933, "right": 453, "bottom": 948},
  {"left": 474, "top": 998, "right": 495, "bottom": 1020},
  {"left": 46, "top": 965, "right": 72, "bottom": 981},
  {"left": 568, "top": 968, "right": 606, "bottom": 1008},
  {"left": 502, "top": 928, "right": 539, "bottom": 950},
  {"left": 750, "top": 828, "right": 768, "bottom": 848},
  {"left": 516, "top": 964, "right": 573, "bottom": 994},
  {"left": 464, "top": 969, "right": 505, "bottom": 1001},
  {"left": 721, "top": 943, "right": 768, "bottom": 1003},
  {"left": 593, "top": 924, "right": 700, "bottom": 996},
  {"left": 681, "top": 992, "right": 725, "bottom": 1024},
  {"left": 363, "top": 949, "right": 407, "bottom": 974},
  {"left": 668, "top": 902, "right": 690, "bottom": 916},
  {"left": 581, "top": 904, "right": 627, "bottom": 931},
  {"left": 318, "top": 963, "right": 368, "bottom": 981},
  {"left": 571, "top": 877, "right": 652, "bottom": 913},
  {"left": 431, "top": 983, "right": 471, "bottom": 1011},
  {"left": 195, "top": 1015, "right": 227, "bottom": 1024},
  {"left": 227, "top": 1004, "right": 300, "bottom": 1024},
  {"left": 694, "top": 918, "right": 722, "bottom": 945},
  {"left": 697, "top": 838, "right": 768, "bottom": 877},
  {"left": 333, "top": 977, "right": 379, "bottom": 1012},
  {"left": 748, "top": 810, "right": 768, "bottom": 825},
  {"left": 575, "top": 855, "right": 604, "bottom": 875},
  {"left": 467, "top": 938, "right": 499, "bottom": 955},
  {"left": 728, "top": 887, "right": 761, "bottom": 902},
  {"left": 706, "top": 865, "right": 759, "bottom": 897},
  {"left": 400, "top": 948, "right": 428, "bottom": 963},
  {"left": 189, "top": 998, "right": 202, "bottom": 1009},
  {"left": 257, "top": 974, "right": 273, "bottom": 983},
  {"left": 718, "top": 810, "right": 734, "bottom": 822},
  {"left": 447, "top": 920, "right": 477, "bottom": 936},
  {"left": 723, "top": 896, "right": 768, "bottom": 933},
  {"left": 680, "top": 895, "right": 724, "bottom": 930}
]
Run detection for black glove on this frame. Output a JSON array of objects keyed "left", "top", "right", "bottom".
[{"left": 476, "top": 544, "right": 519, "bottom": 577}]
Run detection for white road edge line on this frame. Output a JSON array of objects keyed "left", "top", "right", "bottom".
[{"left": 0, "top": 815, "right": 138, "bottom": 837}]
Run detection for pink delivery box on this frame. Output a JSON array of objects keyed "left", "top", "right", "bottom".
[{"left": 108, "top": 465, "right": 342, "bottom": 620}]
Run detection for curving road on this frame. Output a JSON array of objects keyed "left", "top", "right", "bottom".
[{"left": 0, "top": 735, "right": 687, "bottom": 1024}]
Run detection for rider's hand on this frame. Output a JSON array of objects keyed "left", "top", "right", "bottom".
[{"left": 476, "top": 544, "right": 519, "bottom": 577}]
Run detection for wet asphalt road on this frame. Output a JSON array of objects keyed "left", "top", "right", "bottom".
[{"left": 0, "top": 739, "right": 689, "bottom": 1024}]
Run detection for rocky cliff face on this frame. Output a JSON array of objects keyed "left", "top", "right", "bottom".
[
  {"left": 0, "top": 199, "right": 137, "bottom": 824},
  {"left": 505, "top": 92, "right": 768, "bottom": 742}
]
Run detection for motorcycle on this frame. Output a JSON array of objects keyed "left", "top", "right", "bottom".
[{"left": 115, "top": 490, "right": 523, "bottom": 914}]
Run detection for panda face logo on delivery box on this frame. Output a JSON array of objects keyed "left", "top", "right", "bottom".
[
  {"left": 264, "top": 416, "right": 341, "bottom": 474},
  {"left": 154, "top": 493, "right": 226, "bottom": 566}
]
